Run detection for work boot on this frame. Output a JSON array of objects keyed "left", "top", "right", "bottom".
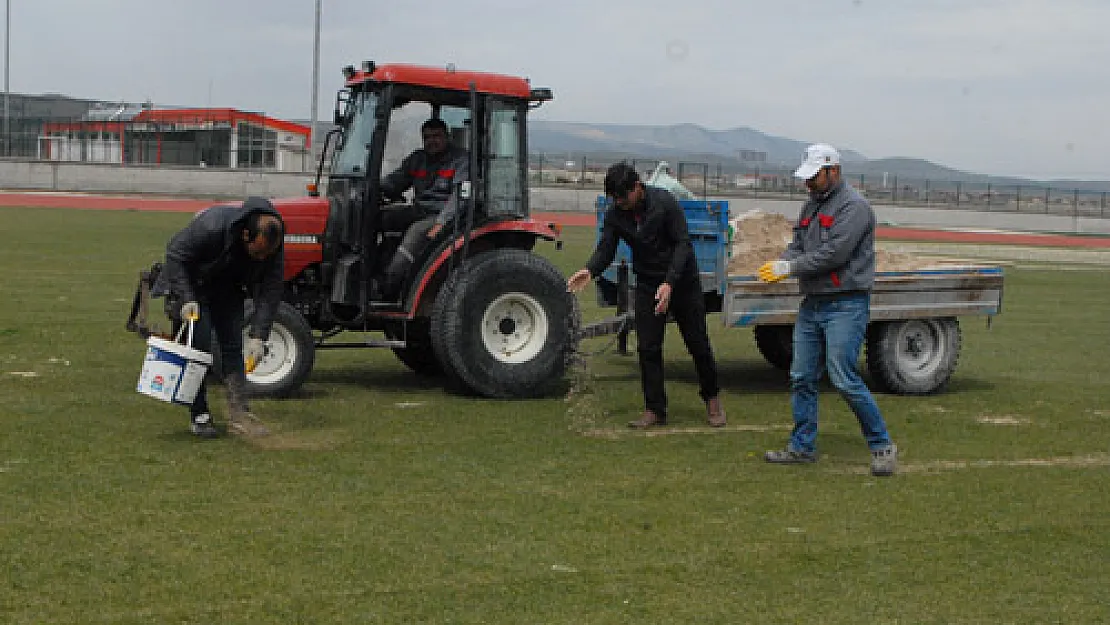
[
  {"left": 627, "top": 409, "right": 666, "bottom": 429},
  {"left": 226, "top": 373, "right": 271, "bottom": 438},
  {"left": 706, "top": 396, "right": 726, "bottom": 427},
  {"left": 190, "top": 412, "right": 220, "bottom": 439},
  {"left": 870, "top": 444, "right": 899, "bottom": 477}
]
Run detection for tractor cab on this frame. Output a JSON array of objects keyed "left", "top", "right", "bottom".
[{"left": 314, "top": 61, "right": 554, "bottom": 319}]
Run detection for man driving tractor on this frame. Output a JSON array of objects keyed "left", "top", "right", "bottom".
[{"left": 374, "top": 117, "right": 469, "bottom": 299}]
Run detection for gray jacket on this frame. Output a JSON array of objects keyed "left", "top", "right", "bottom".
[
  {"left": 781, "top": 181, "right": 876, "bottom": 295},
  {"left": 152, "top": 197, "right": 284, "bottom": 340},
  {"left": 380, "top": 146, "right": 469, "bottom": 226}
]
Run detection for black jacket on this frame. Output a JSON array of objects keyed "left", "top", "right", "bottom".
[
  {"left": 153, "top": 197, "right": 284, "bottom": 340},
  {"left": 585, "top": 185, "right": 697, "bottom": 287}
]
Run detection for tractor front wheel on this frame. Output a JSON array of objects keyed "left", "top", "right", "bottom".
[{"left": 211, "top": 301, "right": 316, "bottom": 398}]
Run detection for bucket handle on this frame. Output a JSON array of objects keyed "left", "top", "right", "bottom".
[{"left": 174, "top": 319, "right": 196, "bottom": 348}]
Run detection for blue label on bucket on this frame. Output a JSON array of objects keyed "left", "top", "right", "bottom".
[{"left": 137, "top": 339, "right": 209, "bottom": 406}]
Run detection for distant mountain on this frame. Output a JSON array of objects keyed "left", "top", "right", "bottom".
[
  {"left": 527, "top": 120, "right": 1110, "bottom": 191},
  {"left": 530, "top": 121, "right": 865, "bottom": 169}
]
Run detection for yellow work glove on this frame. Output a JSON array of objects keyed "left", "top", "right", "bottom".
[
  {"left": 758, "top": 260, "right": 792, "bottom": 283},
  {"left": 180, "top": 301, "right": 200, "bottom": 322},
  {"left": 244, "top": 337, "right": 265, "bottom": 374}
]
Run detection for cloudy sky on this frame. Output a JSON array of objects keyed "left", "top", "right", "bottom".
[{"left": 8, "top": 0, "right": 1108, "bottom": 179}]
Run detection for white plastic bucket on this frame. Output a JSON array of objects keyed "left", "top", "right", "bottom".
[{"left": 136, "top": 321, "right": 212, "bottom": 406}]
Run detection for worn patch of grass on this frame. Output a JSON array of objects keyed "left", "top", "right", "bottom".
[{"left": 1, "top": 206, "right": 1108, "bottom": 624}]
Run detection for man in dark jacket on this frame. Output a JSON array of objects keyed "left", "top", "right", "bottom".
[
  {"left": 567, "top": 162, "right": 725, "bottom": 428},
  {"left": 758, "top": 144, "right": 897, "bottom": 476},
  {"left": 375, "top": 117, "right": 469, "bottom": 298},
  {"left": 153, "top": 196, "right": 284, "bottom": 439}
]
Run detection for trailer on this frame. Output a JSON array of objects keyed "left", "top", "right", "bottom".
[{"left": 585, "top": 197, "right": 1004, "bottom": 395}]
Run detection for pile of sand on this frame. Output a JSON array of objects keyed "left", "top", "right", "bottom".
[{"left": 725, "top": 210, "right": 933, "bottom": 276}]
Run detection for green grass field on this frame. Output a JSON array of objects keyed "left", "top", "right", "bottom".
[{"left": 1, "top": 206, "right": 1108, "bottom": 624}]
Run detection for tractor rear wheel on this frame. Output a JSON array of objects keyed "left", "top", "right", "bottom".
[{"left": 432, "top": 249, "right": 580, "bottom": 398}]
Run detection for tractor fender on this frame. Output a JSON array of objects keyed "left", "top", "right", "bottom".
[{"left": 410, "top": 219, "right": 561, "bottom": 316}]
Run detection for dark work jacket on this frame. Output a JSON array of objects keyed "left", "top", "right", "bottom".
[
  {"left": 585, "top": 185, "right": 697, "bottom": 287},
  {"left": 152, "top": 197, "right": 284, "bottom": 340},
  {"left": 380, "top": 146, "right": 469, "bottom": 225}
]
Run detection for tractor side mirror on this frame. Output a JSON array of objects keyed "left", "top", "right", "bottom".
[{"left": 459, "top": 181, "right": 472, "bottom": 200}]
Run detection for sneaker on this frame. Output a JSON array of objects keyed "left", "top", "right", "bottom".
[
  {"left": 190, "top": 413, "right": 220, "bottom": 439},
  {"left": 706, "top": 396, "right": 726, "bottom": 428},
  {"left": 870, "top": 444, "right": 898, "bottom": 477},
  {"left": 764, "top": 448, "right": 817, "bottom": 464},
  {"left": 627, "top": 409, "right": 666, "bottom": 429}
]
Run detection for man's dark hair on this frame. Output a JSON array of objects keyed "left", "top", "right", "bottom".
[
  {"left": 421, "top": 118, "right": 448, "bottom": 134},
  {"left": 604, "top": 162, "right": 640, "bottom": 198},
  {"left": 245, "top": 212, "right": 284, "bottom": 251}
]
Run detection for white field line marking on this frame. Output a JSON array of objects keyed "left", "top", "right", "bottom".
[
  {"left": 581, "top": 424, "right": 790, "bottom": 439},
  {"left": 830, "top": 454, "right": 1110, "bottom": 475}
]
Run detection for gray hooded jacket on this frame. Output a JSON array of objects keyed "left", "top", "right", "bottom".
[{"left": 781, "top": 181, "right": 876, "bottom": 295}]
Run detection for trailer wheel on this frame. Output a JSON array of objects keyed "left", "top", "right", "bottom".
[
  {"left": 211, "top": 301, "right": 316, "bottom": 398},
  {"left": 434, "top": 249, "right": 580, "bottom": 398},
  {"left": 866, "top": 318, "right": 961, "bottom": 395},
  {"left": 384, "top": 319, "right": 442, "bottom": 376},
  {"left": 753, "top": 325, "right": 793, "bottom": 371}
]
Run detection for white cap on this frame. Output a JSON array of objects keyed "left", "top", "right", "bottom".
[{"left": 793, "top": 143, "right": 840, "bottom": 179}]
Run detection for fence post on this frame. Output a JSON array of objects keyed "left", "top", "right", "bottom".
[
  {"left": 986, "top": 183, "right": 991, "bottom": 211},
  {"left": 955, "top": 182, "right": 961, "bottom": 209},
  {"left": 1015, "top": 185, "right": 1021, "bottom": 212},
  {"left": 924, "top": 179, "right": 930, "bottom": 207},
  {"left": 892, "top": 176, "right": 898, "bottom": 204},
  {"left": 1044, "top": 187, "right": 1050, "bottom": 214}
]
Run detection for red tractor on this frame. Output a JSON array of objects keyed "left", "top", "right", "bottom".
[{"left": 220, "top": 61, "right": 579, "bottom": 398}]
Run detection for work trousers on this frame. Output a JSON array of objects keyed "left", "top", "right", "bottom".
[
  {"left": 633, "top": 277, "right": 720, "bottom": 418},
  {"left": 172, "top": 289, "right": 246, "bottom": 420}
]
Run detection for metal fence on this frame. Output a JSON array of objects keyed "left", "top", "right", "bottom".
[{"left": 527, "top": 154, "right": 1110, "bottom": 219}]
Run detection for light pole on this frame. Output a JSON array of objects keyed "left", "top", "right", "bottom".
[
  {"left": 4, "top": 0, "right": 10, "bottom": 157},
  {"left": 308, "top": 0, "right": 321, "bottom": 170}
]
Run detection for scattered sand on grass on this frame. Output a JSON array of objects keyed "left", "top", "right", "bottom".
[
  {"left": 726, "top": 210, "right": 941, "bottom": 277},
  {"left": 247, "top": 428, "right": 350, "bottom": 451}
]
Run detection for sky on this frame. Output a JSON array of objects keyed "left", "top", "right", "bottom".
[{"left": 7, "top": 0, "right": 1109, "bottom": 180}]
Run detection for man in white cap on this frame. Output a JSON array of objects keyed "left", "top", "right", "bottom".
[{"left": 757, "top": 144, "right": 898, "bottom": 476}]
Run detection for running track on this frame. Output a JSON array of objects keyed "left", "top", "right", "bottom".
[{"left": 4, "top": 191, "right": 1109, "bottom": 249}]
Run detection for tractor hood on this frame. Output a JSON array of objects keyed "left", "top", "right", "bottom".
[{"left": 271, "top": 195, "right": 330, "bottom": 236}]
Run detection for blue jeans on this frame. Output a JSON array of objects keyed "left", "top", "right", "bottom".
[{"left": 788, "top": 292, "right": 892, "bottom": 454}]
